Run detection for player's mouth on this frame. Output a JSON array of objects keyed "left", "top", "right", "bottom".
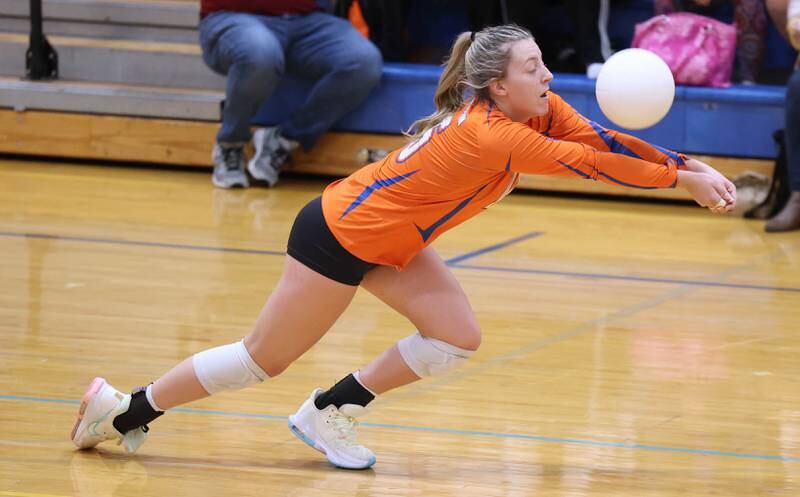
[{"left": 540, "top": 89, "right": 549, "bottom": 98}]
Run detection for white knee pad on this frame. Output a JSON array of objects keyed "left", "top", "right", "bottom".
[
  {"left": 397, "top": 332, "right": 475, "bottom": 378},
  {"left": 192, "top": 340, "right": 268, "bottom": 395}
]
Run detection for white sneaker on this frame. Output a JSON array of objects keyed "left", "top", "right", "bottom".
[
  {"left": 247, "top": 127, "right": 298, "bottom": 187},
  {"left": 212, "top": 144, "right": 249, "bottom": 189},
  {"left": 70, "top": 377, "right": 148, "bottom": 454},
  {"left": 288, "top": 389, "right": 376, "bottom": 469}
]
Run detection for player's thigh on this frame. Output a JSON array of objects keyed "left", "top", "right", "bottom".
[
  {"left": 244, "top": 255, "right": 358, "bottom": 376},
  {"left": 361, "top": 247, "right": 481, "bottom": 350}
]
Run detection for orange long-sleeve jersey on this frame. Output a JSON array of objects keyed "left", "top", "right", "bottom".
[{"left": 322, "top": 92, "right": 688, "bottom": 268}]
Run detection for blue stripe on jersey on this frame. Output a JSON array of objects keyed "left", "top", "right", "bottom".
[
  {"left": 583, "top": 118, "right": 642, "bottom": 159},
  {"left": 558, "top": 160, "right": 662, "bottom": 189},
  {"left": 597, "top": 171, "right": 659, "bottom": 189},
  {"left": 557, "top": 160, "right": 591, "bottom": 178},
  {"left": 415, "top": 184, "right": 488, "bottom": 242},
  {"left": 653, "top": 144, "right": 685, "bottom": 165},
  {"left": 339, "top": 169, "right": 421, "bottom": 220},
  {"left": 505, "top": 153, "right": 512, "bottom": 171}
]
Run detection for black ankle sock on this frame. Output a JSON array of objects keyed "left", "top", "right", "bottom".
[
  {"left": 314, "top": 373, "right": 375, "bottom": 410},
  {"left": 112, "top": 390, "right": 164, "bottom": 434}
]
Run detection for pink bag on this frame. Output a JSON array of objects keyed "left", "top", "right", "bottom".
[{"left": 631, "top": 12, "right": 736, "bottom": 88}]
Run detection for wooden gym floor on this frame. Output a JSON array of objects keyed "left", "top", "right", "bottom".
[{"left": 1, "top": 158, "right": 798, "bottom": 497}]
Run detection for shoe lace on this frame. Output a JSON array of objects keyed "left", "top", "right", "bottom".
[
  {"left": 267, "top": 140, "right": 294, "bottom": 171},
  {"left": 221, "top": 147, "right": 243, "bottom": 172},
  {"left": 327, "top": 411, "right": 359, "bottom": 447}
]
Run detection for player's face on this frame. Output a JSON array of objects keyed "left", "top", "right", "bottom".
[{"left": 499, "top": 39, "right": 553, "bottom": 120}]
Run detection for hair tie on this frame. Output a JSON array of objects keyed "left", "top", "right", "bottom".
[{"left": 470, "top": 31, "right": 476, "bottom": 42}]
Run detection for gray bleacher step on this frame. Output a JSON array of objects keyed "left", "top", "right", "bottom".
[
  {"left": 0, "top": 77, "right": 222, "bottom": 120},
  {"left": 0, "top": 0, "right": 198, "bottom": 28},
  {"left": 0, "top": 34, "right": 225, "bottom": 90},
  {"left": 0, "top": 17, "right": 198, "bottom": 44}
]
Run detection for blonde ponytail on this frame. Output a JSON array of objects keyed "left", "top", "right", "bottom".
[
  {"left": 407, "top": 32, "right": 473, "bottom": 137},
  {"left": 406, "top": 24, "right": 534, "bottom": 138}
]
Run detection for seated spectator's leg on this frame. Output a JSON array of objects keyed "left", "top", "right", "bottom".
[
  {"left": 282, "top": 13, "right": 383, "bottom": 150},
  {"left": 199, "top": 13, "right": 288, "bottom": 145},
  {"left": 786, "top": 70, "right": 800, "bottom": 193},
  {"left": 766, "top": 69, "right": 800, "bottom": 231},
  {"left": 734, "top": 0, "right": 768, "bottom": 83}
]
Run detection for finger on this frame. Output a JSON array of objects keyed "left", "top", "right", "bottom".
[
  {"left": 712, "top": 182, "right": 734, "bottom": 204},
  {"left": 707, "top": 199, "right": 724, "bottom": 213},
  {"left": 712, "top": 196, "right": 736, "bottom": 214},
  {"left": 725, "top": 195, "right": 737, "bottom": 211}
]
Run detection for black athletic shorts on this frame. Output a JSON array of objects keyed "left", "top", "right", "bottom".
[{"left": 287, "top": 196, "right": 377, "bottom": 286}]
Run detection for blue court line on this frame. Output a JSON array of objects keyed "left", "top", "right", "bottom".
[
  {"left": 1, "top": 394, "right": 797, "bottom": 462},
  {"left": 382, "top": 254, "right": 770, "bottom": 407},
  {"left": 445, "top": 231, "right": 544, "bottom": 265},
  {"left": 454, "top": 263, "right": 800, "bottom": 293},
  {"left": 0, "top": 231, "right": 284, "bottom": 256},
  {"left": 3, "top": 229, "right": 799, "bottom": 293},
  {"left": 381, "top": 268, "right": 731, "bottom": 407}
]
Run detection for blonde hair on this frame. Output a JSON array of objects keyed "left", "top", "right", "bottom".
[{"left": 407, "top": 24, "right": 534, "bottom": 137}]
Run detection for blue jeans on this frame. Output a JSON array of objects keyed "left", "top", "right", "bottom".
[
  {"left": 199, "top": 11, "right": 383, "bottom": 149},
  {"left": 787, "top": 69, "right": 800, "bottom": 192}
]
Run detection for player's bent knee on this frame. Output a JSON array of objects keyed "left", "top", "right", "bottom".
[
  {"left": 192, "top": 340, "right": 269, "bottom": 394},
  {"left": 459, "top": 321, "right": 482, "bottom": 351},
  {"left": 261, "top": 359, "right": 291, "bottom": 378},
  {"left": 241, "top": 334, "right": 298, "bottom": 377},
  {"left": 434, "top": 319, "right": 482, "bottom": 351},
  {"left": 397, "top": 332, "right": 476, "bottom": 378}
]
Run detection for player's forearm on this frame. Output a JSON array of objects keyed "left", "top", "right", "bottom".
[
  {"left": 607, "top": 129, "right": 688, "bottom": 168},
  {"left": 675, "top": 169, "right": 695, "bottom": 190},
  {"left": 593, "top": 151, "right": 678, "bottom": 189},
  {"left": 684, "top": 157, "right": 727, "bottom": 180}
]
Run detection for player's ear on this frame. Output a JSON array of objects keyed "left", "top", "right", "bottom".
[{"left": 489, "top": 78, "right": 507, "bottom": 98}]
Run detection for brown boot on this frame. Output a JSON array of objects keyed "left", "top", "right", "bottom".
[{"left": 765, "top": 191, "right": 800, "bottom": 232}]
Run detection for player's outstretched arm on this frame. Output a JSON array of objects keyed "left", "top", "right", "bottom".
[{"left": 543, "top": 92, "right": 687, "bottom": 168}]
